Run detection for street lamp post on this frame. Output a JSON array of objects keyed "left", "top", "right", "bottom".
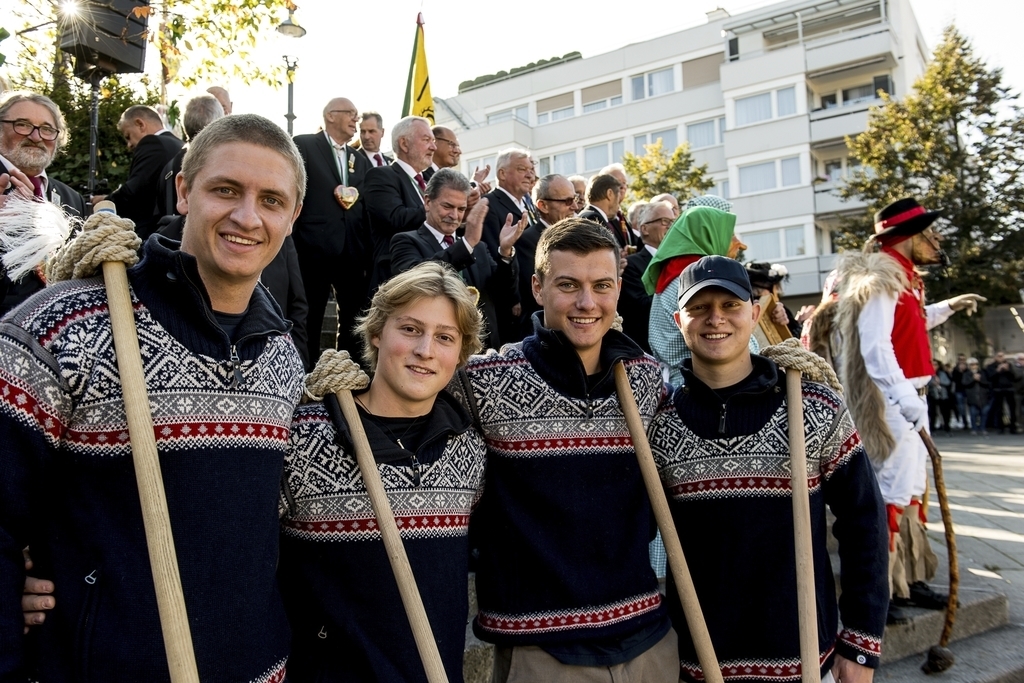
[
  {"left": 276, "top": 6, "right": 306, "bottom": 135},
  {"left": 284, "top": 56, "right": 298, "bottom": 135}
]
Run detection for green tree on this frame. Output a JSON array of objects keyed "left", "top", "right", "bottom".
[
  {"left": 839, "top": 26, "right": 1024, "bottom": 317},
  {"left": 3, "top": 0, "right": 292, "bottom": 95},
  {"left": 44, "top": 76, "right": 159, "bottom": 194},
  {"left": 621, "top": 139, "right": 714, "bottom": 208}
]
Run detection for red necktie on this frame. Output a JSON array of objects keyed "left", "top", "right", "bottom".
[
  {"left": 29, "top": 175, "right": 44, "bottom": 199},
  {"left": 414, "top": 173, "right": 426, "bottom": 192},
  {"left": 374, "top": 153, "right": 384, "bottom": 167},
  {"left": 442, "top": 235, "right": 455, "bottom": 248}
]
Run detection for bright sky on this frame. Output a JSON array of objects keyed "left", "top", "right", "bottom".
[{"left": 209, "top": 0, "right": 1024, "bottom": 148}]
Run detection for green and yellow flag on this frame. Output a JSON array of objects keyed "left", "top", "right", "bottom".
[{"left": 402, "top": 13, "right": 434, "bottom": 123}]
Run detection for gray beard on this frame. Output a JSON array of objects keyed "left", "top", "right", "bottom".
[{"left": 5, "top": 143, "right": 52, "bottom": 176}]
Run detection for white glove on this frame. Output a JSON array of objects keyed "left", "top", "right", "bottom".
[{"left": 896, "top": 394, "right": 927, "bottom": 430}]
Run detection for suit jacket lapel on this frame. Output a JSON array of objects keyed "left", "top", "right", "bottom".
[
  {"left": 314, "top": 134, "right": 343, "bottom": 185},
  {"left": 417, "top": 225, "right": 444, "bottom": 255}
]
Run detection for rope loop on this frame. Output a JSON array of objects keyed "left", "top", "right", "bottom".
[
  {"left": 304, "top": 349, "right": 370, "bottom": 402},
  {"left": 761, "top": 338, "right": 843, "bottom": 393},
  {"left": 47, "top": 212, "right": 140, "bottom": 282}
]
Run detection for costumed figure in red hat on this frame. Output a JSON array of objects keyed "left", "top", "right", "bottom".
[{"left": 834, "top": 197, "right": 984, "bottom": 625}]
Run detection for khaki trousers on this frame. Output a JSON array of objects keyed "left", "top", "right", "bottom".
[{"left": 492, "top": 628, "right": 679, "bottom": 683}]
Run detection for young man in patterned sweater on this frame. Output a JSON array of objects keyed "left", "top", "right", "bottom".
[
  {"left": 648, "top": 256, "right": 888, "bottom": 683},
  {"left": 456, "top": 219, "right": 678, "bottom": 682},
  {"left": 279, "top": 262, "right": 489, "bottom": 682},
  {"left": 0, "top": 115, "right": 307, "bottom": 682}
]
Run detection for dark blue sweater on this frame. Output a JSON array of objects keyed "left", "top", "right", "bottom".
[
  {"left": 649, "top": 356, "right": 888, "bottom": 682},
  {"left": 462, "top": 319, "right": 671, "bottom": 661},
  {"left": 0, "top": 236, "right": 304, "bottom": 682},
  {"left": 279, "top": 391, "right": 486, "bottom": 683}
]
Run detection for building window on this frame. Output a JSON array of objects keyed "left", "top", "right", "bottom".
[
  {"left": 824, "top": 159, "right": 843, "bottom": 182},
  {"left": 737, "top": 226, "right": 808, "bottom": 262},
  {"left": 631, "top": 66, "right": 675, "bottom": 101},
  {"left": 553, "top": 151, "right": 576, "bottom": 175},
  {"left": 777, "top": 87, "right": 797, "bottom": 117},
  {"left": 537, "top": 92, "right": 574, "bottom": 126},
  {"left": 739, "top": 161, "right": 776, "bottom": 194},
  {"left": 739, "top": 156, "right": 804, "bottom": 194},
  {"left": 612, "top": 139, "right": 624, "bottom": 161},
  {"left": 821, "top": 93, "right": 838, "bottom": 109},
  {"left": 721, "top": 180, "right": 730, "bottom": 199},
  {"left": 582, "top": 80, "right": 624, "bottom": 114},
  {"left": 781, "top": 156, "right": 801, "bottom": 186},
  {"left": 585, "top": 144, "right": 609, "bottom": 173},
  {"left": 487, "top": 106, "right": 528, "bottom": 125},
  {"left": 687, "top": 120, "right": 718, "bottom": 149},
  {"left": 785, "top": 226, "right": 806, "bottom": 257},
  {"left": 842, "top": 83, "right": 877, "bottom": 105},
  {"left": 736, "top": 92, "right": 772, "bottom": 125},
  {"left": 742, "top": 229, "right": 782, "bottom": 260},
  {"left": 539, "top": 157, "right": 551, "bottom": 176},
  {"left": 634, "top": 128, "right": 678, "bottom": 155},
  {"left": 468, "top": 156, "right": 497, "bottom": 181}
]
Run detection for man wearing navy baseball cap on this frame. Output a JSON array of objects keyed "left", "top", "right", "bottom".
[{"left": 648, "top": 254, "right": 889, "bottom": 683}]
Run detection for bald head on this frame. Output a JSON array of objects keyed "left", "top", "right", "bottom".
[
  {"left": 206, "top": 86, "right": 232, "bottom": 115},
  {"left": 431, "top": 125, "right": 461, "bottom": 168},
  {"left": 323, "top": 97, "right": 358, "bottom": 145}
]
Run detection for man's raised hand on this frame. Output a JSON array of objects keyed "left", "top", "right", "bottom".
[{"left": 498, "top": 213, "right": 528, "bottom": 259}]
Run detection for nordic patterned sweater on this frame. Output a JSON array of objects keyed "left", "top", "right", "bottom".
[
  {"left": 648, "top": 356, "right": 888, "bottom": 683},
  {"left": 0, "top": 236, "right": 305, "bottom": 683},
  {"left": 458, "top": 319, "right": 671, "bottom": 657},
  {"left": 279, "top": 391, "right": 487, "bottom": 683}
]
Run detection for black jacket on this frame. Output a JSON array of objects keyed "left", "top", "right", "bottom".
[
  {"left": 363, "top": 163, "right": 427, "bottom": 291},
  {"left": 108, "top": 132, "right": 184, "bottom": 239},
  {"left": 391, "top": 225, "right": 518, "bottom": 350},
  {"left": 511, "top": 218, "right": 546, "bottom": 341},
  {"left": 620, "top": 247, "right": 655, "bottom": 353},
  {"left": 480, "top": 188, "right": 523, "bottom": 267}
]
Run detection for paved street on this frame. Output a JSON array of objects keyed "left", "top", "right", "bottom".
[
  {"left": 924, "top": 430, "right": 1024, "bottom": 627},
  {"left": 875, "top": 430, "right": 1024, "bottom": 683}
]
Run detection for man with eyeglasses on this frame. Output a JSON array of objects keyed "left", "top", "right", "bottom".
[
  {"left": 429, "top": 125, "right": 486, "bottom": 216},
  {"left": 0, "top": 91, "right": 88, "bottom": 313},
  {"left": 480, "top": 148, "right": 535, "bottom": 343},
  {"left": 511, "top": 173, "right": 579, "bottom": 340},
  {"left": 291, "top": 97, "right": 372, "bottom": 367},
  {"left": 620, "top": 200, "right": 672, "bottom": 353}
]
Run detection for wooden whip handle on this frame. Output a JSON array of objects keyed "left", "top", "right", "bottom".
[
  {"left": 102, "top": 258, "right": 200, "bottom": 683},
  {"left": 786, "top": 369, "right": 820, "bottom": 683},
  {"left": 919, "top": 429, "right": 959, "bottom": 647},
  {"left": 334, "top": 390, "right": 450, "bottom": 683},
  {"left": 612, "top": 363, "right": 724, "bottom": 683}
]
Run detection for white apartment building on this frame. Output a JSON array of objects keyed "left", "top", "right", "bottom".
[{"left": 434, "top": 0, "right": 930, "bottom": 299}]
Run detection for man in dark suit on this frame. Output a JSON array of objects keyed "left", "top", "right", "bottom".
[
  {"left": 600, "top": 163, "right": 639, "bottom": 249},
  {"left": 156, "top": 93, "right": 225, "bottom": 225},
  {"left": 578, "top": 173, "right": 625, "bottom": 245},
  {"left": 390, "top": 169, "right": 523, "bottom": 350},
  {"left": 0, "top": 91, "right": 88, "bottom": 312},
  {"left": 481, "top": 148, "right": 535, "bottom": 342},
  {"left": 357, "top": 111, "right": 392, "bottom": 168},
  {"left": 620, "top": 200, "right": 672, "bottom": 354},
  {"left": 95, "top": 105, "right": 183, "bottom": 239},
  {"left": 291, "top": 97, "right": 372, "bottom": 366},
  {"left": 363, "top": 115, "right": 436, "bottom": 291},
  {"left": 512, "top": 173, "right": 578, "bottom": 340}
]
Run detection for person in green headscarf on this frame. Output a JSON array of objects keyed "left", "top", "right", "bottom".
[{"left": 643, "top": 197, "right": 754, "bottom": 388}]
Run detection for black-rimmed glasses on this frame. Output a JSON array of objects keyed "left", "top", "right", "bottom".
[
  {"left": 1, "top": 119, "right": 60, "bottom": 141},
  {"left": 542, "top": 196, "right": 578, "bottom": 207}
]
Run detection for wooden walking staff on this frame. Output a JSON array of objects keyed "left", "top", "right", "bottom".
[
  {"left": 92, "top": 201, "right": 200, "bottom": 683},
  {"left": 331, "top": 386, "right": 450, "bottom": 683},
  {"left": 613, "top": 362, "right": 724, "bottom": 683},
  {"left": 785, "top": 369, "right": 821, "bottom": 683},
  {"left": 919, "top": 429, "right": 959, "bottom": 674}
]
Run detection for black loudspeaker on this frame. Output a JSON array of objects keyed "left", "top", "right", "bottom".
[{"left": 59, "top": 0, "right": 150, "bottom": 78}]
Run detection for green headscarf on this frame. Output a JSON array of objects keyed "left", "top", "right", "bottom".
[{"left": 641, "top": 206, "right": 737, "bottom": 295}]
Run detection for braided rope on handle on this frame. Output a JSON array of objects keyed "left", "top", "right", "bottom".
[{"left": 46, "top": 211, "right": 140, "bottom": 282}]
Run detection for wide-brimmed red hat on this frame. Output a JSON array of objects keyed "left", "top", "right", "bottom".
[{"left": 873, "top": 197, "right": 940, "bottom": 240}]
